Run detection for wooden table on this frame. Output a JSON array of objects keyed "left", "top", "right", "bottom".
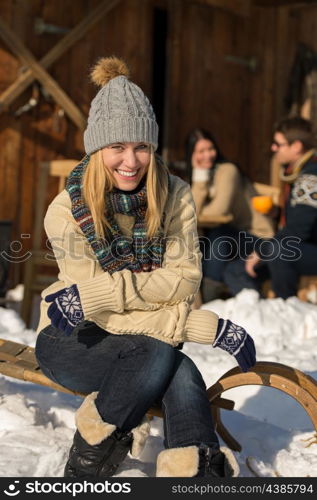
[{"left": 197, "top": 213, "right": 233, "bottom": 229}]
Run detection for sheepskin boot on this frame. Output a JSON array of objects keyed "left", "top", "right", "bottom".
[
  {"left": 64, "top": 392, "right": 150, "bottom": 478},
  {"left": 156, "top": 444, "right": 240, "bottom": 477}
]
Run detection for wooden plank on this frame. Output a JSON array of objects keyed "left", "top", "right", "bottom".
[
  {"left": 47, "top": 160, "right": 78, "bottom": 177},
  {"left": 0, "top": 18, "right": 86, "bottom": 130},
  {"left": 32, "top": 162, "right": 50, "bottom": 250},
  {"left": 255, "top": 0, "right": 317, "bottom": 6},
  {"left": 197, "top": 214, "right": 234, "bottom": 228},
  {"left": 131, "top": 0, "right": 152, "bottom": 94},
  {"left": 211, "top": 406, "right": 242, "bottom": 451},
  {"left": 191, "top": 0, "right": 251, "bottom": 17},
  {"left": 214, "top": 361, "right": 317, "bottom": 403},
  {"left": 207, "top": 362, "right": 317, "bottom": 440},
  {"left": 0, "top": 363, "right": 26, "bottom": 380},
  {"left": 247, "top": 5, "right": 277, "bottom": 183},
  {"left": 0, "top": 339, "right": 231, "bottom": 417},
  {"left": 17, "top": 346, "right": 38, "bottom": 363},
  {"left": 211, "top": 396, "right": 235, "bottom": 410},
  {"left": 0, "top": 339, "right": 26, "bottom": 356},
  {"left": 0, "top": 2, "right": 22, "bottom": 237},
  {"left": 162, "top": 0, "right": 183, "bottom": 161},
  {"left": 274, "top": 6, "right": 291, "bottom": 119},
  {"left": 2, "top": 339, "right": 316, "bottom": 454},
  {"left": 0, "top": 0, "right": 121, "bottom": 111},
  {"left": 0, "top": 351, "right": 20, "bottom": 363},
  {"left": 167, "top": 0, "right": 200, "bottom": 162}
]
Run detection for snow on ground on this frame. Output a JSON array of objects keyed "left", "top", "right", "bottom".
[{"left": 0, "top": 289, "right": 317, "bottom": 477}]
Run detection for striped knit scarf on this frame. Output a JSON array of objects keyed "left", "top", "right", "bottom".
[{"left": 66, "top": 155, "right": 165, "bottom": 274}]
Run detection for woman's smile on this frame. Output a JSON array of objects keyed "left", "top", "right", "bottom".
[{"left": 102, "top": 142, "right": 150, "bottom": 190}]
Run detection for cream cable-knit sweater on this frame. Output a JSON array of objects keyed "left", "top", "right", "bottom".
[{"left": 37, "top": 175, "right": 219, "bottom": 346}]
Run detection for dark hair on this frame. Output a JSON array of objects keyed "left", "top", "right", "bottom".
[
  {"left": 185, "top": 128, "right": 226, "bottom": 184},
  {"left": 274, "top": 116, "right": 316, "bottom": 151}
]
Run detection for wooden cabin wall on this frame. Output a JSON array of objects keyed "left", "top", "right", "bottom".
[
  {"left": 165, "top": 2, "right": 280, "bottom": 183},
  {"left": 1, "top": 0, "right": 317, "bottom": 286},
  {"left": 164, "top": 2, "right": 317, "bottom": 181},
  {"left": 0, "top": 0, "right": 154, "bottom": 285}
]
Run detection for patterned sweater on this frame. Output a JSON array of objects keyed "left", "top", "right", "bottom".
[
  {"left": 256, "top": 154, "right": 317, "bottom": 258},
  {"left": 37, "top": 175, "right": 219, "bottom": 346}
]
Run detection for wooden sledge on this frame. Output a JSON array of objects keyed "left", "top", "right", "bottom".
[{"left": 1, "top": 337, "right": 317, "bottom": 452}]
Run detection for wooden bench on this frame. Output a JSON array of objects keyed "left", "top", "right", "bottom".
[
  {"left": 1, "top": 337, "right": 316, "bottom": 453},
  {"left": 264, "top": 276, "right": 317, "bottom": 302}
]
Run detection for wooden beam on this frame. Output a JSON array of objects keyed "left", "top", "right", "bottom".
[
  {"left": 0, "top": 0, "right": 121, "bottom": 111},
  {"left": 0, "top": 18, "right": 86, "bottom": 130},
  {"left": 191, "top": 0, "right": 251, "bottom": 17}
]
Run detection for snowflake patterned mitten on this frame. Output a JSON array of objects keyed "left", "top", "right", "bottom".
[
  {"left": 213, "top": 319, "right": 256, "bottom": 372},
  {"left": 45, "top": 285, "right": 84, "bottom": 335}
]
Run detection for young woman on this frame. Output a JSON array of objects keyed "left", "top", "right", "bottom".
[
  {"left": 186, "top": 128, "right": 275, "bottom": 296},
  {"left": 35, "top": 57, "right": 255, "bottom": 478}
]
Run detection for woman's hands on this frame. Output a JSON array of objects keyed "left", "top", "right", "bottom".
[
  {"left": 45, "top": 285, "right": 84, "bottom": 335},
  {"left": 213, "top": 318, "right": 256, "bottom": 372}
]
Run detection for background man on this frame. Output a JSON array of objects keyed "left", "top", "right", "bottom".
[{"left": 225, "top": 116, "right": 317, "bottom": 299}]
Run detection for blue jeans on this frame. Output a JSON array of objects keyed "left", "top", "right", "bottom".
[
  {"left": 223, "top": 259, "right": 270, "bottom": 296},
  {"left": 35, "top": 321, "right": 219, "bottom": 449},
  {"left": 267, "top": 240, "right": 317, "bottom": 299},
  {"left": 224, "top": 240, "right": 317, "bottom": 299}
]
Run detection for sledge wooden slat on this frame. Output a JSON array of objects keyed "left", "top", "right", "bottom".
[
  {"left": 211, "top": 396, "right": 235, "bottom": 411},
  {"left": 0, "top": 339, "right": 236, "bottom": 412},
  {"left": 22, "top": 369, "right": 84, "bottom": 396},
  {"left": 0, "top": 339, "right": 26, "bottom": 356},
  {"left": 206, "top": 361, "right": 317, "bottom": 451},
  {"left": 0, "top": 340, "right": 38, "bottom": 370},
  {"left": 0, "top": 362, "right": 27, "bottom": 380},
  {"left": 0, "top": 338, "right": 236, "bottom": 439},
  {"left": 0, "top": 351, "right": 18, "bottom": 362},
  {"left": 216, "top": 362, "right": 317, "bottom": 400},
  {"left": 17, "top": 345, "right": 37, "bottom": 359},
  {"left": 1, "top": 338, "right": 317, "bottom": 453},
  {"left": 211, "top": 406, "right": 241, "bottom": 452},
  {"left": 16, "top": 347, "right": 40, "bottom": 368}
]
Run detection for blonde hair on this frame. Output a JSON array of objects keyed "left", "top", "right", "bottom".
[{"left": 82, "top": 147, "right": 169, "bottom": 239}]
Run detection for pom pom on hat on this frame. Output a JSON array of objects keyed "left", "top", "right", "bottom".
[
  {"left": 90, "top": 56, "right": 130, "bottom": 87},
  {"left": 84, "top": 55, "right": 158, "bottom": 153}
]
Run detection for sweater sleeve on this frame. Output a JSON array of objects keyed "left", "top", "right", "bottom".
[
  {"left": 198, "top": 163, "right": 239, "bottom": 217},
  {"left": 44, "top": 184, "right": 202, "bottom": 317},
  {"left": 190, "top": 166, "right": 211, "bottom": 215},
  {"left": 191, "top": 181, "right": 209, "bottom": 215}
]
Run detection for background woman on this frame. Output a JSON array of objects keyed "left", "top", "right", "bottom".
[{"left": 186, "top": 128, "right": 275, "bottom": 299}]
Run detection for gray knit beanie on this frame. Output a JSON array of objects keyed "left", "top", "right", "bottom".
[{"left": 84, "top": 57, "right": 158, "bottom": 154}]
